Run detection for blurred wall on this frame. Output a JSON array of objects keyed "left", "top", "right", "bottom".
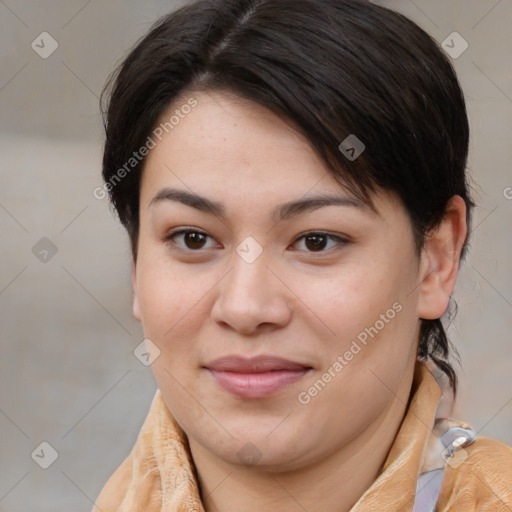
[{"left": 0, "top": 1, "right": 511, "bottom": 510}]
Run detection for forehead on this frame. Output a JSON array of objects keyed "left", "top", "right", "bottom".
[
  {"left": 139, "top": 90, "right": 402, "bottom": 222},
  {"left": 142, "top": 91, "right": 353, "bottom": 199}
]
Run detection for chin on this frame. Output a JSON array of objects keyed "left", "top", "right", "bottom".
[
  {"left": 225, "top": 445, "right": 305, "bottom": 472},
  {"left": 206, "top": 427, "right": 309, "bottom": 472}
]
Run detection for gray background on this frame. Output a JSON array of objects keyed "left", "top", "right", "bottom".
[{"left": 0, "top": 1, "right": 511, "bottom": 511}]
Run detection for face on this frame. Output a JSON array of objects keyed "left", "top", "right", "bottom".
[{"left": 132, "top": 90, "right": 430, "bottom": 471}]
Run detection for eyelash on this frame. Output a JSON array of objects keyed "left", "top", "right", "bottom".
[{"left": 164, "top": 228, "right": 348, "bottom": 254}]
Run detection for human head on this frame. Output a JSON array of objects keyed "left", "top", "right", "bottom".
[{"left": 101, "top": 0, "right": 474, "bottom": 397}]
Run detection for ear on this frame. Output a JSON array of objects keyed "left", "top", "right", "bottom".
[
  {"left": 417, "top": 195, "right": 467, "bottom": 320},
  {"left": 131, "top": 261, "right": 142, "bottom": 322}
]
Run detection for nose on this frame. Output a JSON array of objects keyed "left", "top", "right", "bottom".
[{"left": 210, "top": 247, "right": 292, "bottom": 335}]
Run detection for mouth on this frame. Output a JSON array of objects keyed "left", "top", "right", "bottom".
[{"left": 204, "top": 355, "right": 312, "bottom": 399}]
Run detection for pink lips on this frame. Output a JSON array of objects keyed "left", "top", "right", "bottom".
[{"left": 205, "top": 356, "right": 311, "bottom": 399}]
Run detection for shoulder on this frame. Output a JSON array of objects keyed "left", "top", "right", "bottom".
[{"left": 437, "top": 436, "right": 512, "bottom": 510}]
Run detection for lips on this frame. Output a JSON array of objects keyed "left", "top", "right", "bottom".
[{"left": 204, "top": 356, "right": 312, "bottom": 399}]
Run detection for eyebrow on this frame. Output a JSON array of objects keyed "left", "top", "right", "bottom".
[{"left": 149, "top": 187, "right": 376, "bottom": 222}]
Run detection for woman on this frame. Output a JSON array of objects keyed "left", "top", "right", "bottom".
[{"left": 93, "top": 0, "right": 512, "bottom": 510}]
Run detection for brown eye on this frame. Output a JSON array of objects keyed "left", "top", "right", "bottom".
[
  {"left": 166, "top": 229, "right": 218, "bottom": 251},
  {"left": 304, "top": 234, "right": 328, "bottom": 251},
  {"left": 293, "top": 232, "right": 347, "bottom": 253},
  {"left": 183, "top": 231, "right": 207, "bottom": 249}
]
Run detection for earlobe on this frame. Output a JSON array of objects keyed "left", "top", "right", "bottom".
[
  {"left": 417, "top": 195, "right": 467, "bottom": 320},
  {"left": 131, "top": 262, "right": 142, "bottom": 322}
]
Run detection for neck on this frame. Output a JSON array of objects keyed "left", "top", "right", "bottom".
[{"left": 188, "top": 369, "right": 415, "bottom": 512}]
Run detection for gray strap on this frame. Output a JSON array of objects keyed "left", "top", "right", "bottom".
[{"left": 412, "top": 468, "right": 445, "bottom": 512}]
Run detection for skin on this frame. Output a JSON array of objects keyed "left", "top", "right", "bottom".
[{"left": 132, "top": 90, "right": 467, "bottom": 512}]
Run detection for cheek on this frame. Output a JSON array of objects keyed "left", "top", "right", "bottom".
[
  {"left": 293, "top": 256, "right": 419, "bottom": 375},
  {"left": 136, "top": 254, "right": 205, "bottom": 341},
  {"left": 135, "top": 258, "right": 209, "bottom": 416},
  {"left": 295, "top": 265, "right": 401, "bottom": 336}
]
